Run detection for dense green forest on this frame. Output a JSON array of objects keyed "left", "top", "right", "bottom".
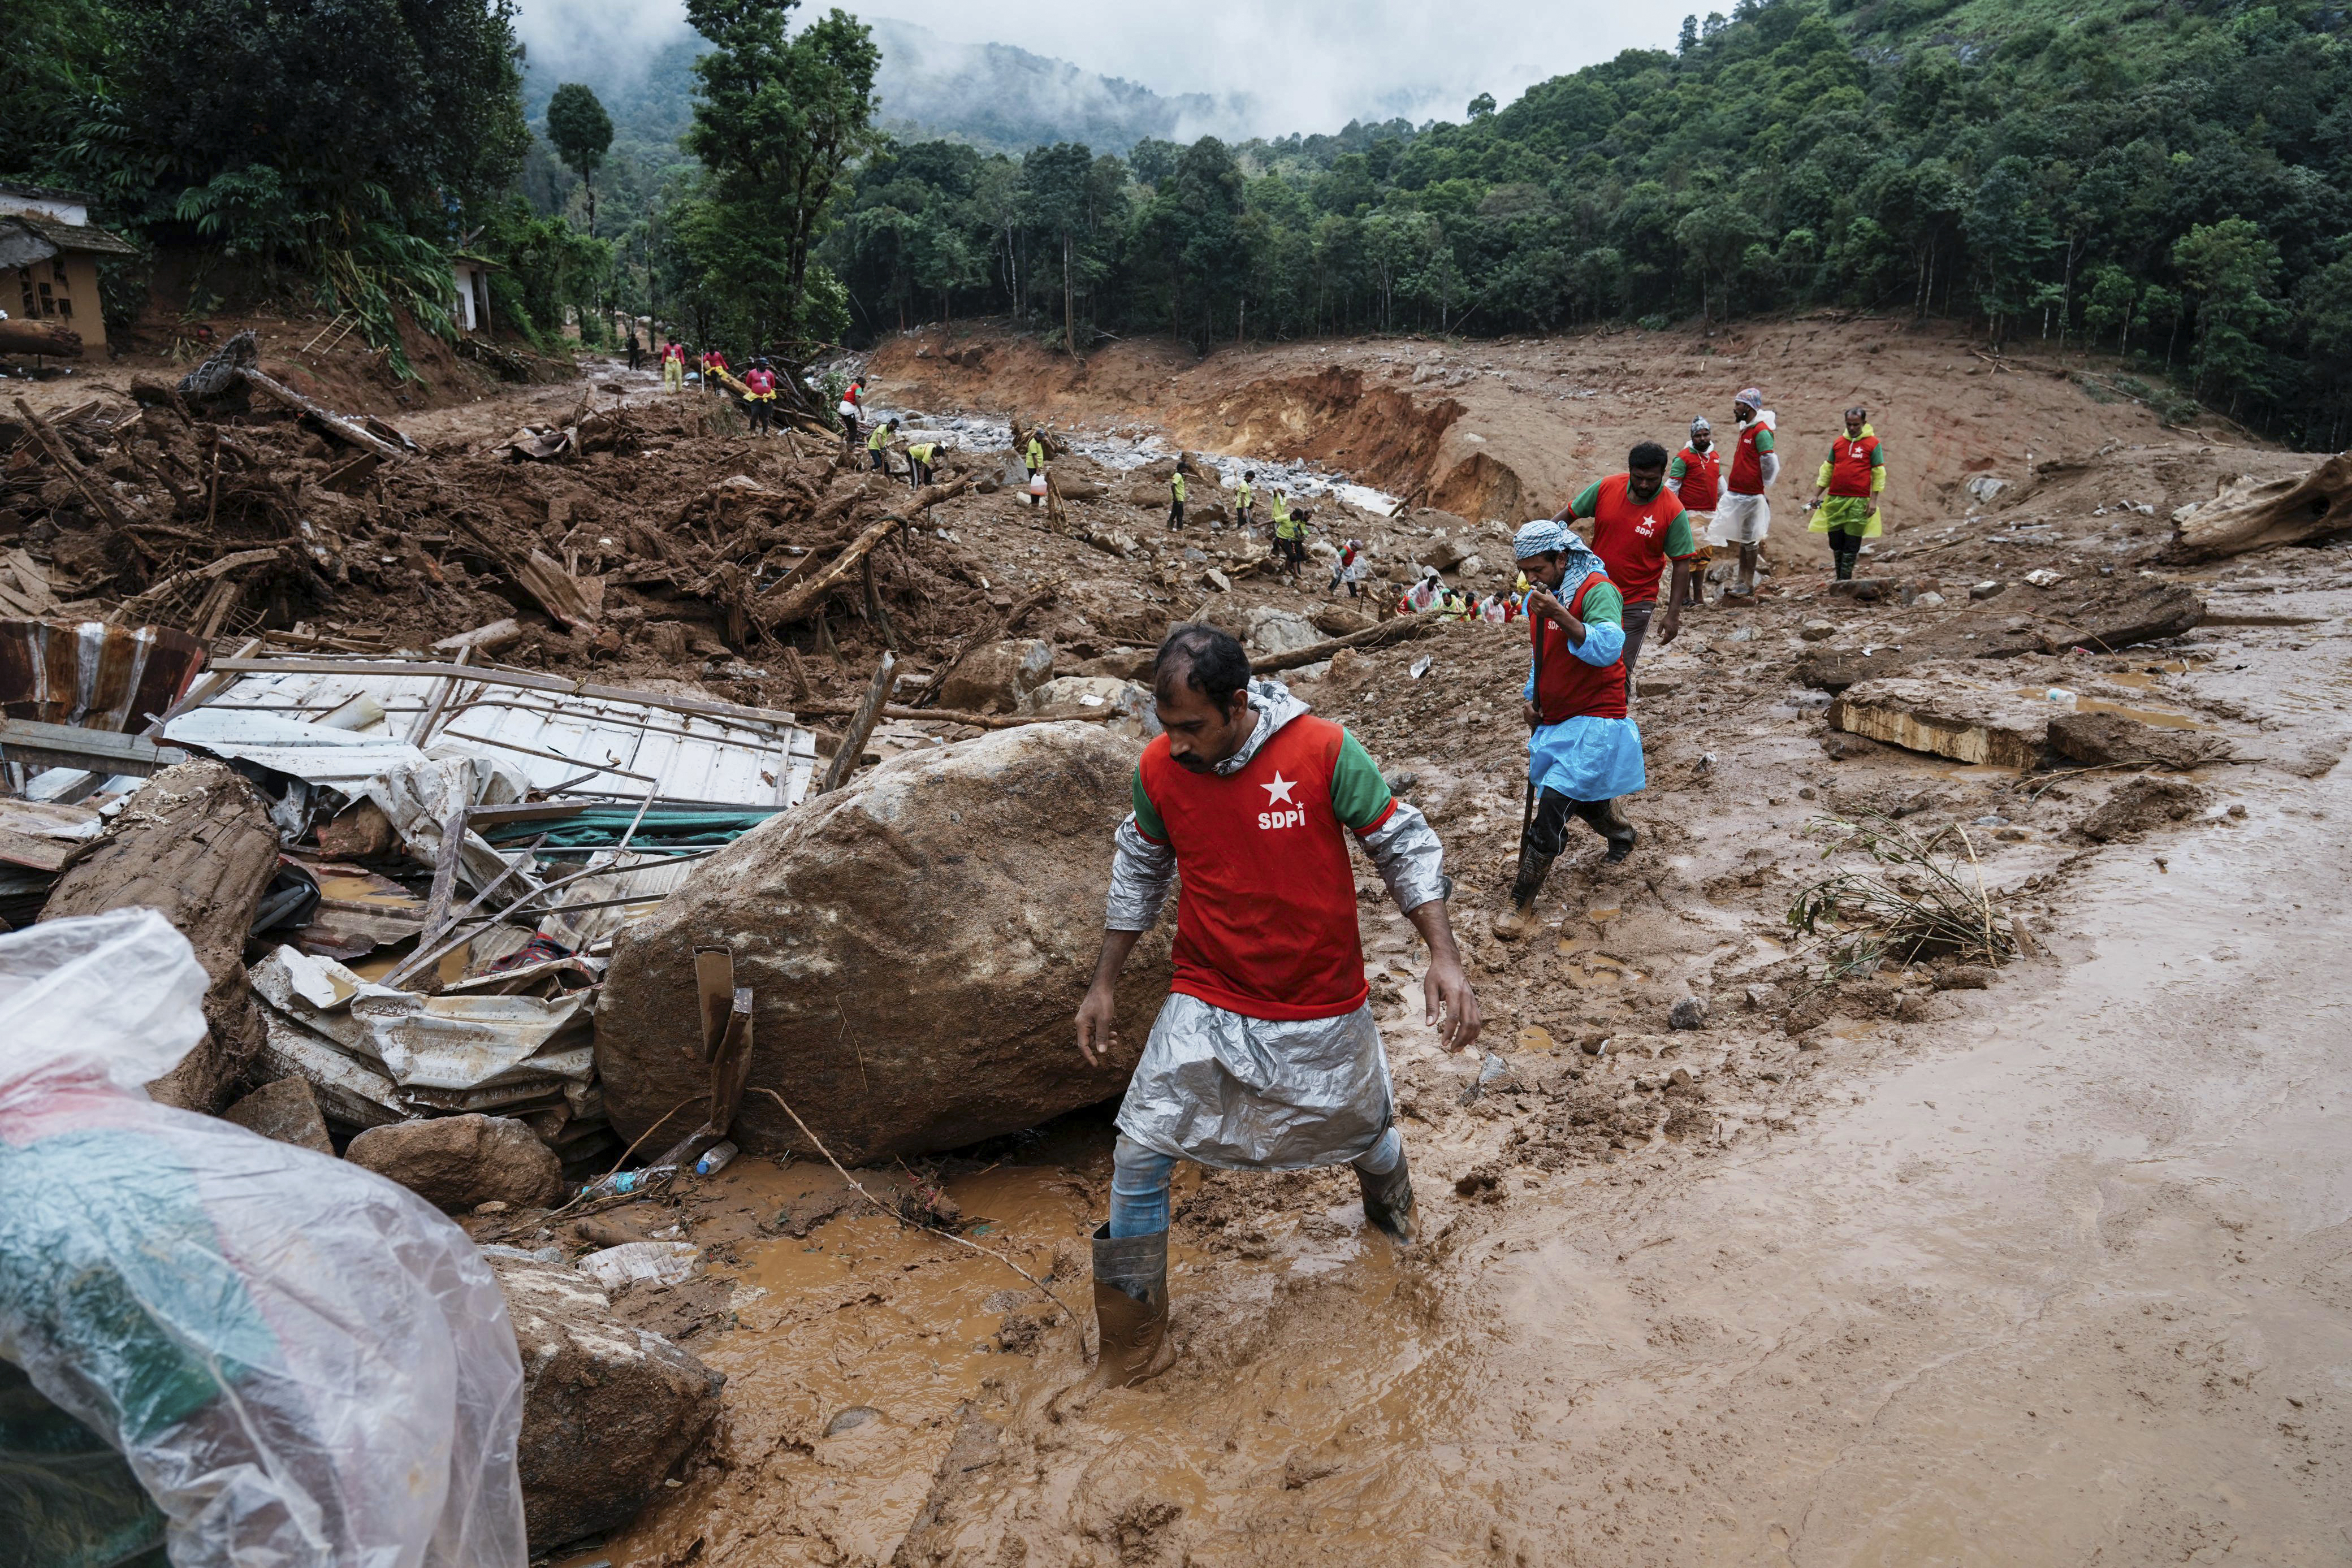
[
  {"left": 826, "top": 0, "right": 2352, "bottom": 445},
  {"left": 5, "top": 0, "right": 2348, "bottom": 444}
]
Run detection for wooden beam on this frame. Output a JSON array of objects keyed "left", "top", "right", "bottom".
[
  {"left": 240, "top": 368, "right": 404, "bottom": 460},
  {"left": 1249, "top": 615, "right": 1439, "bottom": 675},
  {"left": 12, "top": 396, "right": 139, "bottom": 527},
  {"left": 755, "top": 477, "right": 970, "bottom": 630},
  {"left": 0, "top": 717, "right": 189, "bottom": 776}
]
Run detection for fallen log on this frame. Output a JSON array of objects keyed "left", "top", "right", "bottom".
[
  {"left": 2167, "top": 453, "right": 2352, "bottom": 562},
  {"left": 754, "top": 477, "right": 970, "bottom": 629},
  {"left": 1248, "top": 614, "right": 1441, "bottom": 674},
  {"left": 41, "top": 760, "right": 280, "bottom": 1114},
  {"left": 0, "top": 319, "right": 81, "bottom": 358},
  {"left": 241, "top": 367, "right": 405, "bottom": 460}
]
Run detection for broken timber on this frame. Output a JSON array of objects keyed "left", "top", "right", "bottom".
[
  {"left": 1250, "top": 615, "right": 1439, "bottom": 675},
  {"left": 754, "top": 477, "right": 971, "bottom": 630},
  {"left": 2167, "top": 453, "right": 2352, "bottom": 562},
  {"left": 240, "top": 367, "right": 407, "bottom": 461},
  {"left": 818, "top": 652, "right": 894, "bottom": 794}
]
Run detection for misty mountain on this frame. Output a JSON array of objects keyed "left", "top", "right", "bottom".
[{"left": 520, "top": 14, "right": 1252, "bottom": 158}]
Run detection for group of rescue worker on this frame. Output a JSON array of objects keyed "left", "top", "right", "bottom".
[{"left": 1051, "top": 388, "right": 1891, "bottom": 1403}]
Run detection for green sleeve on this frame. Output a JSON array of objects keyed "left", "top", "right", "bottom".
[
  {"left": 1130, "top": 770, "right": 1168, "bottom": 842},
  {"left": 1663, "top": 511, "right": 1696, "bottom": 559},
  {"left": 1580, "top": 580, "right": 1624, "bottom": 626},
  {"left": 1329, "top": 731, "right": 1395, "bottom": 831},
  {"left": 1666, "top": 452, "right": 1689, "bottom": 480},
  {"left": 1870, "top": 441, "right": 1885, "bottom": 466},
  {"left": 1567, "top": 479, "right": 1604, "bottom": 519},
  {"left": 1753, "top": 426, "right": 1774, "bottom": 453}
]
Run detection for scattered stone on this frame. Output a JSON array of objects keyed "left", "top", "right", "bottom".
[
  {"left": 1830, "top": 670, "right": 2054, "bottom": 768},
  {"left": 2079, "top": 777, "right": 2208, "bottom": 842},
  {"left": 220, "top": 1076, "right": 335, "bottom": 1155},
  {"left": 1827, "top": 578, "right": 1893, "bottom": 601},
  {"left": 938, "top": 638, "right": 1054, "bottom": 713},
  {"left": 2024, "top": 568, "right": 2063, "bottom": 588},
  {"left": 599, "top": 724, "right": 1175, "bottom": 1164},
  {"left": 1912, "top": 591, "right": 1947, "bottom": 608},
  {"left": 1965, "top": 474, "right": 2008, "bottom": 503},
  {"left": 487, "top": 1249, "right": 726, "bottom": 1549},
  {"left": 1819, "top": 731, "right": 1886, "bottom": 761},
  {"left": 1800, "top": 620, "right": 1837, "bottom": 642},
  {"left": 1970, "top": 581, "right": 2004, "bottom": 600},
  {"left": 344, "top": 1114, "right": 563, "bottom": 1212},
  {"left": 1244, "top": 607, "right": 1320, "bottom": 656},
  {"left": 1935, "top": 964, "right": 1996, "bottom": 990},
  {"left": 825, "top": 1405, "right": 883, "bottom": 1437},
  {"left": 1200, "top": 567, "right": 1231, "bottom": 592},
  {"left": 1074, "top": 647, "right": 1155, "bottom": 682},
  {"left": 2047, "top": 711, "right": 2232, "bottom": 770},
  {"left": 1310, "top": 605, "right": 1378, "bottom": 637},
  {"left": 1668, "top": 996, "right": 1709, "bottom": 1031},
  {"left": 1424, "top": 535, "right": 1471, "bottom": 571},
  {"left": 1636, "top": 674, "right": 1683, "bottom": 698}
]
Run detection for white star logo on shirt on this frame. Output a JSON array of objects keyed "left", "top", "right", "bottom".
[{"left": 1264, "top": 772, "right": 1298, "bottom": 807}]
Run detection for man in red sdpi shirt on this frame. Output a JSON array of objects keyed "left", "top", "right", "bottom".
[
  {"left": 1556, "top": 440, "right": 1704, "bottom": 702},
  {"left": 1070, "top": 625, "right": 1481, "bottom": 1398}
]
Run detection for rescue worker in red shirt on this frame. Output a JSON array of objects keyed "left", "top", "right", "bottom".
[
  {"left": 1665, "top": 417, "right": 1720, "bottom": 608},
  {"left": 741, "top": 358, "right": 779, "bottom": 435},
  {"left": 662, "top": 339, "right": 687, "bottom": 393},
  {"left": 837, "top": 377, "right": 864, "bottom": 447},
  {"left": 1808, "top": 406, "right": 1886, "bottom": 582},
  {"left": 699, "top": 346, "right": 730, "bottom": 395},
  {"left": 1555, "top": 440, "right": 1703, "bottom": 701},
  {"left": 1706, "top": 388, "right": 1779, "bottom": 600},
  {"left": 1071, "top": 624, "right": 1479, "bottom": 1398}
]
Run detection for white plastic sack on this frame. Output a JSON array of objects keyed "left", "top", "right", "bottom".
[{"left": 0, "top": 909, "right": 529, "bottom": 1568}]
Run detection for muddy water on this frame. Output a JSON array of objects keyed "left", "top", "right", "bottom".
[{"left": 606, "top": 651, "right": 2352, "bottom": 1565}]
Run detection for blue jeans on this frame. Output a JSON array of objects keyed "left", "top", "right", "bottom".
[{"left": 1107, "top": 1128, "right": 1404, "bottom": 1238}]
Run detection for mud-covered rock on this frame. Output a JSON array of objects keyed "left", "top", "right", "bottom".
[
  {"left": 2048, "top": 711, "right": 2232, "bottom": 770},
  {"left": 344, "top": 1113, "right": 564, "bottom": 1212},
  {"left": 2079, "top": 777, "right": 2208, "bottom": 841},
  {"left": 598, "top": 722, "right": 1174, "bottom": 1163},
  {"left": 221, "top": 1076, "right": 335, "bottom": 1154},
  {"left": 1830, "top": 672, "right": 2052, "bottom": 768},
  {"left": 939, "top": 638, "right": 1054, "bottom": 712},
  {"left": 487, "top": 1250, "right": 725, "bottom": 1549}
]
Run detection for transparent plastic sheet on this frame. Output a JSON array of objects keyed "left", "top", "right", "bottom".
[{"left": 0, "top": 909, "right": 529, "bottom": 1568}]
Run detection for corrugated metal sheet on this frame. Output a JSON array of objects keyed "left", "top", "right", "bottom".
[
  {"left": 0, "top": 620, "right": 206, "bottom": 731},
  {"left": 184, "top": 666, "right": 816, "bottom": 807}
]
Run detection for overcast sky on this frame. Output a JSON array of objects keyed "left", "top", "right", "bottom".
[{"left": 513, "top": 0, "right": 1696, "bottom": 135}]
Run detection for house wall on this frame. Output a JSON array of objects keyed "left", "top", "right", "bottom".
[{"left": 10, "top": 252, "right": 107, "bottom": 351}]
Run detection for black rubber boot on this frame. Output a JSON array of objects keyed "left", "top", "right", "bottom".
[
  {"left": 1356, "top": 1144, "right": 1420, "bottom": 1244},
  {"left": 1573, "top": 798, "right": 1639, "bottom": 862},
  {"left": 1493, "top": 832, "right": 1557, "bottom": 941},
  {"left": 1086, "top": 1224, "right": 1173, "bottom": 1390}
]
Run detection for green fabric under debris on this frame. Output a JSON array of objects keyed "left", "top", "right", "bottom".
[
  {"left": 0, "top": 1361, "right": 168, "bottom": 1568},
  {"left": 477, "top": 806, "right": 780, "bottom": 849}
]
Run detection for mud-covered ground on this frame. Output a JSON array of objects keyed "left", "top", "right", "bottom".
[
  {"left": 435, "top": 327, "right": 2349, "bottom": 1565},
  {"left": 20, "top": 310, "right": 2342, "bottom": 1562}
]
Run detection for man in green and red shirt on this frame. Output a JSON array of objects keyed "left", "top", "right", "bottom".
[
  {"left": 1070, "top": 625, "right": 1481, "bottom": 1396},
  {"left": 1808, "top": 406, "right": 1887, "bottom": 582},
  {"left": 1666, "top": 417, "right": 1719, "bottom": 608},
  {"left": 1557, "top": 440, "right": 1702, "bottom": 701}
]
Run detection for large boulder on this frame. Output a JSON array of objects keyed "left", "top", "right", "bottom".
[
  {"left": 938, "top": 638, "right": 1054, "bottom": 713},
  {"left": 1246, "top": 607, "right": 1321, "bottom": 657},
  {"left": 596, "top": 723, "right": 1173, "bottom": 1163},
  {"left": 488, "top": 1250, "right": 725, "bottom": 1549},
  {"left": 344, "top": 1114, "right": 564, "bottom": 1212}
]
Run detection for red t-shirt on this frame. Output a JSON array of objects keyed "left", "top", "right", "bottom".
[
  {"left": 1828, "top": 433, "right": 1880, "bottom": 496},
  {"left": 1533, "top": 573, "right": 1628, "bottom": 724},
  {"left": 1672, "top": 444, "right": 1720, "bottom": 510},
  {"left": 1572, "top": 474, "right": 1694, "bottom": 606},
  {"left": 1729, "top": 417, "right": 1772, "bottom": 495},
  {"left": 662, "top": 344, "right": 685, "bottom": 363},
  {"left": 743, "top": 369, "right": 776, "bottom": 395},
  {"left": 1135, "top": 716, "right": 1394, "bottom": 1021}
]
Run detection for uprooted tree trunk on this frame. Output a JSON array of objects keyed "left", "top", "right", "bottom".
[
  {"left": 2168, "top": 453, "right": 2352, "bottom": 562},
  {"left": 0, "top": 319, "right": 81, "bottom": 357},
  {"left": 41, "top": 761, "right": 281, "bottom": 1113}
]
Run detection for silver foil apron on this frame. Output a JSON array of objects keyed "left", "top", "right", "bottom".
[{"left": 1114, "top": 993, "right": 1393, "bottom": 1171}]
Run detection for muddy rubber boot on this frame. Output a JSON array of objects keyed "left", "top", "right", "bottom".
[
  {"left": 1053, "top": 1225, "right": 1174, "bottom": 1419},
  {"left": 1575, "top": 799, "right": 1639, "bottom": 863},
  {"left": 1356, "top": 1146, "right": 1420, "bottom": 1245},
  {"left": 1491, "top": 835, "right": 1557, "bottom": 941}
]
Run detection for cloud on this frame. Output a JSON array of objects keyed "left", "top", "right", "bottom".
[{"left": 508, "top": 0, "right": 1692, "bottom": 138}]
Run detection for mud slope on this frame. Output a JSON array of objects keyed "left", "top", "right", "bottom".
[{"left": 866, "top": 317, "right": 2267, "bottom": 556}]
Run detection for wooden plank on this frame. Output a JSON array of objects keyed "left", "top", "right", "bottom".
[
  {"left": 0, "top": 828, "right": 75, "bottom": 872},
  {"left": 206, "top": 656, "right": 801, "bottom": 729},
  {"left": 818, "top": 652, "right": 895, "bottom": 794},
  {"left": 465, "top": 801, "right": 593, "bottom": 828},
  {"left": 240, "top": 369, "right": 404, "bottom": 460},
  {"left": 0, "top": 717, "right": 189, "bottom": 776}
]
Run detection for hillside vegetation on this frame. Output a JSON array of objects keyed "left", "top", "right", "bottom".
[{"left": 830, "top": 0, "right": 2352, "bottom": 445}]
